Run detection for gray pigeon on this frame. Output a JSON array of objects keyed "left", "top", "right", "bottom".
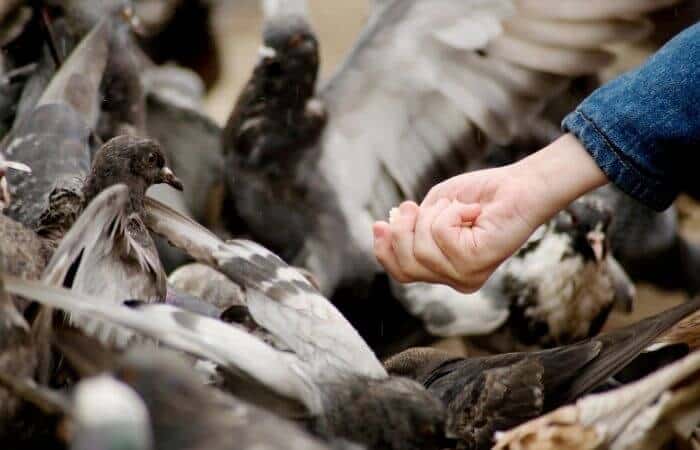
[
  {"left": 220, "top": 0, "right": 677, "bottom": 347},
  {"left": 6, "top": 201, "right": 451, "bottom": 450},
  {"left": 394, "top": 197, "right": 635, "bottom": 351}
]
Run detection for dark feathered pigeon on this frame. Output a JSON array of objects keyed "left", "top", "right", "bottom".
[
  {"left": 494, "top": 350, "right": 700, "bottom": 450},
  {"left": 220, "top": 0, "right": 675, "bottom": 347},
  {"left": 384, "top": 297, "right": 700, "bottom": 449}
]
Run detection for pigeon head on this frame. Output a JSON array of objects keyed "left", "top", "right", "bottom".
[
  {"left": 322, "top": 377, "right": 449, "bottom": 450},
  {"left": 84, "top": 135, "right": 182, "bottom": 210},
  {"left": 72, "top": 375, "right": 153, "bottom": 450},
  {"left": 258, "top": 15, "right": 320, "bottom": 102},
  {"left": 383, "top": 347, "right": 458, "bottom": 382},
  {"left": 556, "top": 198, "right": 612, "bottom": 263}
]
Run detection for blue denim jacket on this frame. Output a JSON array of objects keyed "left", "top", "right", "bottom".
[{"left": 562, "top": 24, "right": 700, "bottom": 211}]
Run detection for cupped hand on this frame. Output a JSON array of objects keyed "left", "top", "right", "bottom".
[
  {"left": 373, "top": 134, "right": 608, "bottom": 293},
  {"left": 373, "top": 165, "right": 545, "bottom": 292}
]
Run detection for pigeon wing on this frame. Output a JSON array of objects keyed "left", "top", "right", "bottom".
[
  {"left": 446, "top": 357, "right": 546, "bottom": 449},
  {"left": 318, "top": 0, "right": 678, "bottom": 256},
  {"left": 144, "top": 197, "right": 388, "bottom": 382},
  {"left": 3, "top": 276, "right": 322, "bottom": 417}
]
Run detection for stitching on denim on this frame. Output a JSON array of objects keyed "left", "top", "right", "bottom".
[{"left": 575, "top": 110, "right": 667, "bottom": 188}]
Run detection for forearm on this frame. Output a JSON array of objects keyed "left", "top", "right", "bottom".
[
  {"left": 511, "top": 134, "right": 608, "bottom": 223},
  {"left": 562, "top": 23, "right": 700, "bottom": 211}
]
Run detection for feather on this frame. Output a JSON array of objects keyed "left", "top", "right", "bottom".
[{"left": 3, "top": 275, "right": 322, "bottom": 416}]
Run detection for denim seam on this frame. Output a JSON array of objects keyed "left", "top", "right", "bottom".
[{"left": 563, "top": 110, "right": 676, "bottom": 211}]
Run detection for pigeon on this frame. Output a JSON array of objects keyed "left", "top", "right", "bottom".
[
  {"left": 11, "top": 1, "right": 141, "bottom": 132},
  {"left": 2, "top": 20, "right": 109, "bottom": 240},
  {"left": 135, "top": 0, "right": 220, "bottom": 88},
  {"left": 493, "top": 349, "right": 700, "bottom": 450},
  {"left": 394, "top": 197, "right": 635, "bottom": 351},
  {"left": 591, "top": 185, "right": 700, "bottom": 294},
  {"left": 384, "top": 296, "right": 700, "bottom": 450},
  {"left": 5, "top": 201, "right": 453, "bottom": 450},
  {"left": 0, "top": 337, "right": 344, "bottom": 450},
  {"left": 220, "top": 0, "right": 676, "bottom": 346},
  {"left": 43, "top": 135, "right": 182, "bottom": 347}
]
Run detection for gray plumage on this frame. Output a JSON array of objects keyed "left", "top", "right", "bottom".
[
  {"left": 7, "top": 202, "right": 453, "bottom": 450},
  {"left": 2, "top": 21, "right": 109, "bottom": 239},
  {"left": 43, "top": 137, "right": 182, "bottom": 347}
]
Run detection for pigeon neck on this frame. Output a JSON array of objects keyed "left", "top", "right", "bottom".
[{"left": 83, "top": 177, "right": 147, "bottom": 216}]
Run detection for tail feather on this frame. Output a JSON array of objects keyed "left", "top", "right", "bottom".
[{"left": 564, "top": 297, "right": 700, "bottom": 403}]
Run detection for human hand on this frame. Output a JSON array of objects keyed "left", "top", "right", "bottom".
[{"left": 373, "top": 134, "right": 608, "bottom": 292}]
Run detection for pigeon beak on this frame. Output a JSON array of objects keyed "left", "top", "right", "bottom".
[
  {"left": 158, "top": 167, "right": 183, "bottom": 191},
  {"left": 586, "top": 230, "right": 606, "bottom": 262},
  {"left": 122, "top": 6, "right": 146, "bottom": 36},
  {"left": 258, "top": 45, "right": 277, "bottom": 61}
]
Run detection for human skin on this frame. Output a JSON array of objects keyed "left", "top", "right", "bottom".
[{"left": 373, "top": 133, "right": 609, "bottom": 293}]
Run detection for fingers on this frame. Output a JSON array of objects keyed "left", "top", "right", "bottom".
[
  {"left": 373, "top": 221, "right": 410, "bottom": 282},
  {"left": 390, "top": 202, "right": 447, "bottom": 283},
  {"left": 413, "top": 199, "right": 462, "bottom": 279},
  {"left": 375, "top": 198, "right": 494, "bottom": 292},
  {"left": 432, "top": 201, "right": 482, "bottom": 272}
]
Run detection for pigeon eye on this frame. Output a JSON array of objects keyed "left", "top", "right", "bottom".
[{"left": 289, "top": 34, "right": 304, "bottom": 48}]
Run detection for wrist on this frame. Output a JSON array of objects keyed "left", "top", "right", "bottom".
[{"left": 511, "top": 133, "right": 608, "bottom": 222}]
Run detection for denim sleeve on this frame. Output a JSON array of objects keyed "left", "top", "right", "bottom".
[{"left": 562, "top": 24, "right": 700, "bottom": 211}]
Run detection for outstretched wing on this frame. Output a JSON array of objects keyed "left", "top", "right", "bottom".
[
  {"left": 143, "top": 197, "right": 388, "bottom": 381},
  {"left": 42, "top": 184, "right": 129, "bottom": 285},
  {"left": 318, "top": 0, "right": 678, "bottom": 253},
  {"left": 3, "top": 275, "right": 321, "bottom": 417}
]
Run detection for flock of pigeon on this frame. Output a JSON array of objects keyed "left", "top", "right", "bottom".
[{"left": 1, "top": 0, "right": 700, "bottom": 449}]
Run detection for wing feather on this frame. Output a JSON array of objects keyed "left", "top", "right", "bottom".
[
  {"left": 319, "top": 0, "right": 679, "bottom": 221},
  {"left": 143, "top": 197, "right": 387, "bottom": 381},
  {"left": 3, "top": 275, "right": 322, "bottom": 415}
]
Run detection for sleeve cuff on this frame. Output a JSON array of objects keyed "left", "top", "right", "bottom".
[{"left": 562, "top": 110, "right": 677, "bottom": 211}]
